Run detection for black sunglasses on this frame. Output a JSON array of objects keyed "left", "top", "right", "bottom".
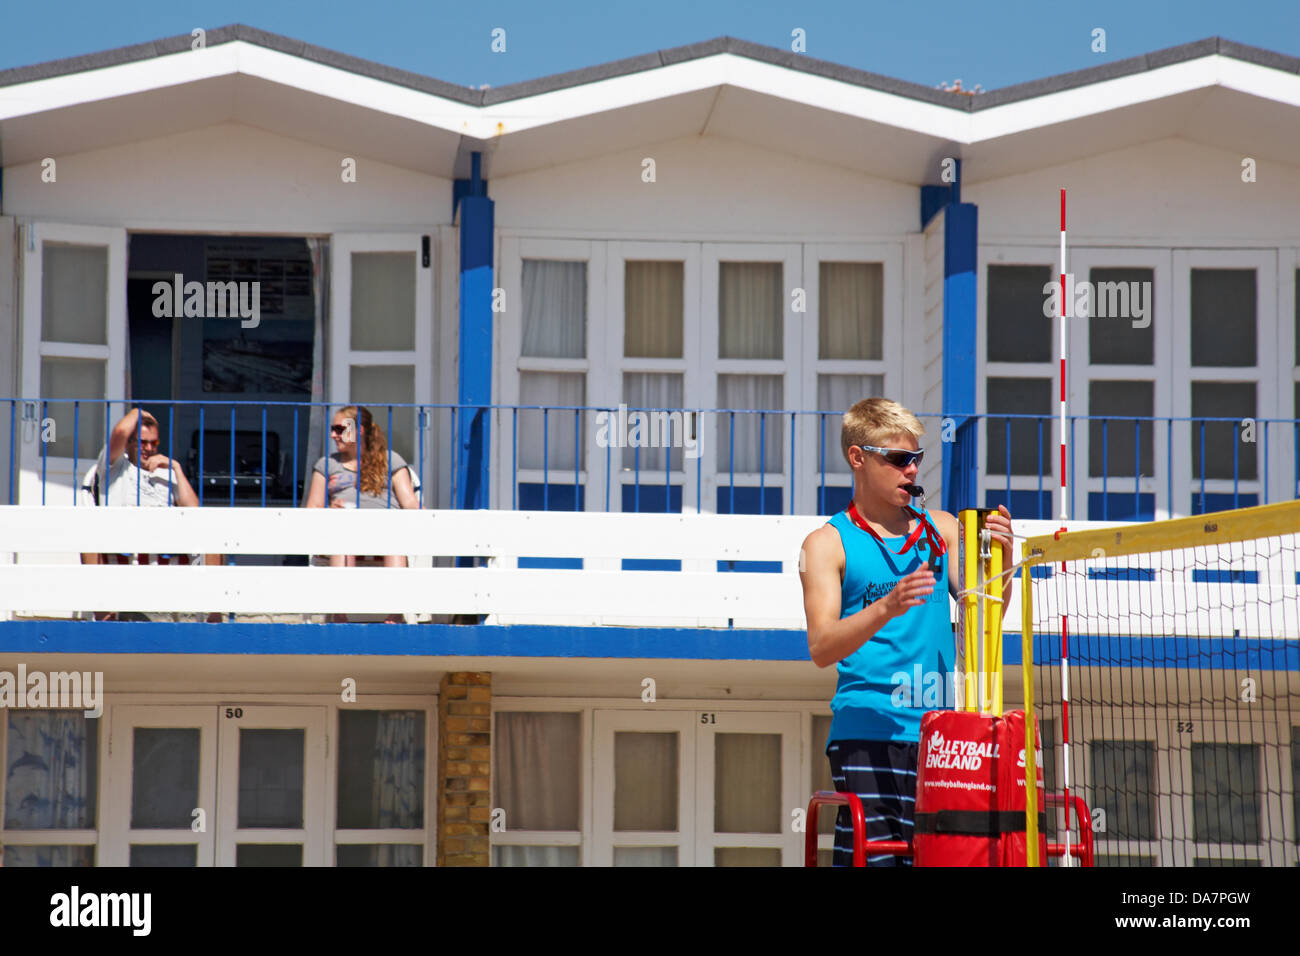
[{"left": 858, "top": 444, "right": 924, "bottom": 469}]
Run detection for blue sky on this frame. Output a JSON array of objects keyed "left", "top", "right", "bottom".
[{"left": 1, "top": 0, "right": 1298, "bottom": 92}]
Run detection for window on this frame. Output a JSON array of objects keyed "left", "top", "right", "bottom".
[
  {"left": 492, "top": 711, "right": 582, "bottom": 866},
  {"left": 2, "top": 711, "right": 99, "bottom": 866},
  {"left": 1089, "top": 741, "right": 1157, "bottom": 841},
  {"left": 1191, "top": 382, "right": 1256, "bottom": 481},
  {"left": 987, "top": 377, "right": 1052, "bottom": 475},
  {"left": 818, "top": 262, "right": 882, "bottom": 361},
  {"left": 988, "top": 265, "right": 1052, "bottom": 363},
  {"left": 334, "top": 710, "right": 426, "bottom": 866},
  {"left": 1089, "top": 267, "right": 1155, "bottom": 365},
  {"left": 1089, "top": 381, "right": 1154, "bottom": 479},
  {"left": 1191, "top": 743, "right": 1260, "bottom": 845},
  {"left": 1190, "top": 269, "right": 1255, "bottom": 368}
]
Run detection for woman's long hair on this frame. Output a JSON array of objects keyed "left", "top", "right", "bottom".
[{"left": 338, "top": 405, "right": 389, "bottom": 496}]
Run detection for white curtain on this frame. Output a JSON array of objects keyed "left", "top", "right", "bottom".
[
  {"left": 624, "top": 261, "right": 684, "bottom": 358},
  {"left": 818, "top": 374, "right": 884, "bottom": 474},
  {"left": 621, "top": 372, "right": 685, "bottom": 473},
  {"left": 493, "top": 712, "right": 581, "bottom": 831},
  {"left": 493, "top": 713, "right": 581, "bottom": 867},
  {"left": 519, "top": 372, "right": 584, "bottom": 471},
  {"left": 819, "top": 262, "right": 883, "bottom": 360},
  {"left": 303, "top": 239, "right": 329, "bottom": 504},
  {"left": 522, "top": 260, "right": 586, "bottom": 358},
  {"left": 719, "top": 262, "right": 782, "bottom": 360},
  {"left": 716, "top": 375, "right": 783, "bottom": 473}
]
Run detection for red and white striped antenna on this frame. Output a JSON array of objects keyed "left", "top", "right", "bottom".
[{"left": 1058, "top": 187, "right": 1073, "bottom": 866}]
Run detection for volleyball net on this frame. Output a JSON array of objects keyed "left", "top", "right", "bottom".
[{"left": 1019, "top": 500, "right": 1300, "bottom": 867}]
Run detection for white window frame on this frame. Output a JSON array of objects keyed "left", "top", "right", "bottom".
[
  {"left": 702, "top": 242, "right": 802, "bottom": 516},
  {"left": 0, "top": 706, "right": 108, "bottom": 866},
  {"left": 496, "top": 238, "right": 607, "bottom": 513},
  {"left": 799, "top": 243, "right": 903, "bottom": 515},
  {"left": 18, "top": 222, "right": 128, "bottom": 507},
  {"left": 329, "top": 234, "right": 434, "bottom": 479},
  {"left": 1172, "top": 249, "right": 1278, "bottom": 516},
  {"left": 604, "top": 240, "right": 704, "bottom": 513},
  {"left": 978, "top": 246, "right": 1059, "bottom": 517},
  {"left": 489, "top": 702, "right": 590, "bottom": 866},
  {"left": 1069, "top": 248, "right": 1174, "bottom": 520}
]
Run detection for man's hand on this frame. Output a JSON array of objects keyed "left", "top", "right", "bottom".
[
  {"left": 986, "top": 503, "right": 1013, "bottom": 557},
  {"left": 141, "top": 454, "right": 174, "bottom": 474},
  {"left": 878, "top": 567, "right": 935, "bottom": 620}
]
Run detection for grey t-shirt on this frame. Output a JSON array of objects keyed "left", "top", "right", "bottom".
[{"left": 313, "top": 450, "right": 409, "bottom": 508}]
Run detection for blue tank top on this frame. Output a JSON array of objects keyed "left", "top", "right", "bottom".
[{"left": 825, "top": 507, "right": 954, "bottom": 747}]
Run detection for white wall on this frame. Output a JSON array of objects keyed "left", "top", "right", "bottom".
[
  {"left": 492, "top": 134, "right": 918, "bottom": 239},
  {"left": 2, "top": 122, "right": 451, "bottom": 231},
  {"left": 971, "top": 138, "right": 1300, "bottom": 244}
]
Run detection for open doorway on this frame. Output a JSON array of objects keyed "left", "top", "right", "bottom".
[{"left": 127, "top": 235, "right": 318, "bottom": 507}]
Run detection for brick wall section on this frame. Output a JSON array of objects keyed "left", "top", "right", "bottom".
[{"left": 437, "top": 671, "right": 492, "bottom": 866}]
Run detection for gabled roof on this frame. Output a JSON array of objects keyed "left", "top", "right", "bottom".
[{"left": 2, "top": 26, "right": 1298, "bottom": 182}]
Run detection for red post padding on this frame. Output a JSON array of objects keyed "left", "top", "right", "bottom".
[{"left": 913, "top": 709, "right": 1047, "bottom": 866}]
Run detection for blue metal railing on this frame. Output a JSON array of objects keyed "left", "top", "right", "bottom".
[{"left": 3, "top": 398, "right": 1297, "bottom": 518}]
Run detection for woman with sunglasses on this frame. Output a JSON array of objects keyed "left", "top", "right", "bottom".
[
  {"left": 799, "top": 397, "right": 1013, "bottom": 866},
  {"left": 305, "top": 406, "right": 419, "bottom": 621}
]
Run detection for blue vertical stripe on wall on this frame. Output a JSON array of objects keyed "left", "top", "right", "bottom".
[
  {"left": 941, "top": 202, "right": 978, "bottom": 514},
  {"left": 456, "top": 153, "right": 494, "bottom": 511}
]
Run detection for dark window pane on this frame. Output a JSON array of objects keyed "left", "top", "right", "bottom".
[
  {"left": 986, "top": 378, "right": 1052, "bottom": 475},
  {"left": 1191, "top": 383, "right": 1256, "bottom": 481},
  {"left": 236, "top": 843, "right": 302, "bottom": 866},
  {"left": 132, "top": 728, "right": 200, "bottom": 829},
  {"left": 238, "top": 729, "right": 304, "bottom": 829},
  {"left": 337, "top": 711, "right": 425, "bottom": 830},
  {"left": 1191, "top": 269, "right": 1255, "bottom": 367},
  {"left": 336, "top": 844, "right": 423, "bottom": 866},
  {"left": 1191, "top": 743, "right": 1260, "bottom": 844},
  {"left": 1089, "top": 381, "right": 1154, "bottom": 478},
  {"left": 988, "top": 265, "right": 1052, "bottom": 362},
  {"left": 714, "top": 847, "right": 782, "bottom": 866},
  {"left": 1089, "top": 268, "right": 1154, "bottom": 365},
  {"left": 1089, "top": 741, "right": 1156, "bottom": 840},
  {"left": 130, "top": 844, "right": 197, "bottom": 867}
]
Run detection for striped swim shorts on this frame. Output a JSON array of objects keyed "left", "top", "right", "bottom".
[{"left": 827, "top": 738, "right": 918, "bottom": 867}]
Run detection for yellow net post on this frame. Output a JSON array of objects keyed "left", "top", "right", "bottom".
[
  {"left": 1021, "top": 549, "right": 1040, "bottom": 867},
  {"left": 957, "top": 509, "right": 1004, "bottom": 713}
]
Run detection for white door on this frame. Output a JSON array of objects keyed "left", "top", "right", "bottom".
[
  {"left": 591, "top": 709, "right": 697, "bottom": 866},
  {"left": 694, "top": 710, "right": 802, "bottom": 866},
  {"left": 330, "top": 234, "right": 434, "bottom": 480},
  {"left": 1067, "top": 248, "right": 1173, "bottom": 520},
  {"left": 215, "top": 705, "right": 328, "bottom": 867},
  {"left": 102, "top": 705, "right": 219, "bottom": 867},
  {"left": 18, "top": 223, "right": 127, "bottom": 505},
  {"left": 701, "top": 242, "right": 803, "bottom": 516}
]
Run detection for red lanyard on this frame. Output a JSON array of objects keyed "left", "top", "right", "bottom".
[{"left": 846, "top": 502, "right": 947, "bottom": 559}]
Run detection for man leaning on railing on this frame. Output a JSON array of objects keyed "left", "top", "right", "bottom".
[{"left": 83, "top": 407, "right": 222, "bottom": 621}]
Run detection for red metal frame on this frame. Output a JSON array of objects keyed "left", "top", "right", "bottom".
[{"left": 804, "top": 790, "right": 1093, "bottom": 866}]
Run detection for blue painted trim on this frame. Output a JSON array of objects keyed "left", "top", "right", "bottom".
[
  {"left": 920, "top": 184, "right": 951, "bottom": 230},
  {"left": 1017, "top": 634, "right": 1299, "bottom": 672},
  {"left": 1191, "top": 569, "right": 1260, "bottom": 584},
  {"left": 0, "top": 621, "right": 811, "bottom": 660},
  {"left": 941, "top": 201, "right": 978, "bottom": 514},
  {"left": 1, "top": 622, "right": 1293, "bottom": 670},
  {"left": 455, "top": 152, "right": 494, "bottom": 513}
]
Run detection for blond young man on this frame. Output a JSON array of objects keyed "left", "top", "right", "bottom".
[{"left": 799, "top": 398, "right": 1013, "bottom": 866}]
